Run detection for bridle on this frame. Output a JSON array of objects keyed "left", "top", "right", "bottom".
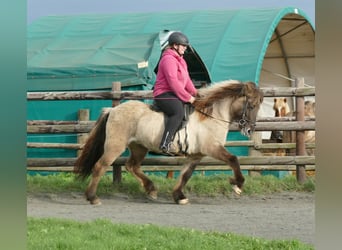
[
  {"left": 238, "top": 96, "right": 256, "bottom": 130},
  {"left": 195, "top": 96, "right": 257, "bottom": 134}
]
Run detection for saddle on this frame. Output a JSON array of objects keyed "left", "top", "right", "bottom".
[
  {"left": 150, "top": 102, "right": 195, "bottom": 154},
  {"left": 150, "top": 102, "right": 194, "bottom": 129}
]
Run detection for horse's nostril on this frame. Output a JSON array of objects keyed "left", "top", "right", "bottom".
[
  {"left": 241, "top": 128, "right": 252, "bottom": 137},
  {"left": 247, "top": 128, "right": 254, "bottom": 136}
]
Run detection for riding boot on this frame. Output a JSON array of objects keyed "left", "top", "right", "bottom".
[{"left": 159, "top": 131, "right": 177, "bottom": 155}]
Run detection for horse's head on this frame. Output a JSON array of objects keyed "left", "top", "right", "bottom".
[
  {"left": 193, "top": 80, "right": 263, "bottom": 137},
  {"left": 230, "top": 81, "right": 263, "bottom": 137},
  {"left": 273, "top": 98, "right": 290, "bottom": 117},
  {"left": 304, "top": 100, "right": 315, "bottom": 117}
]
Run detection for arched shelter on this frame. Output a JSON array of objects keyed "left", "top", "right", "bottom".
[{"left": 27, "top": 7, "right": 315, "bottom": 158}]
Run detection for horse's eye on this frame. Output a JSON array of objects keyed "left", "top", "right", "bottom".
[{"left": 248, "top": 103, "right": 255, "bottom": 110}]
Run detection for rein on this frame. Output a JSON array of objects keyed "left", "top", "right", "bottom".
[
  {"left": 195, "top": 96, "right": 253, "bottom": 128},
  {"left": 153, "top": 96, "right": 255, "bottom": 129},
  {"left": 195, "top": 109, "right": 234, "bottom": 125}
]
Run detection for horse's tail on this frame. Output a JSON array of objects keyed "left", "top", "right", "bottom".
[{"left": 74, "top": 111, "right": 110, "bottom": 180}]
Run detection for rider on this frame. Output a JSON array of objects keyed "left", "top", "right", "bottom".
[{"left": 153, "top": 32, "right": 197, "bottom": 155}]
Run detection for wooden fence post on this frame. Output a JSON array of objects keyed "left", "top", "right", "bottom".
[
  {"left": 77, "top": 109, "right": 90, "bottom": 157},
  {"left": 112, "top": 82, "right": 122, "bottom": 184},
  {"left": 249, "top": 132, "right": 262, "bottom": 177},
  {"left": 295, "top": 77, "right": 307, "bottom": 183}
]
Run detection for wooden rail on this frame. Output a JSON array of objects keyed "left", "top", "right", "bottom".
[
  {"left": 27, "top": 81, "right": 316, "bottom": 182},
  {"left": 26, "top": 141, "right": 315, "bottom": 150},
  {"left": 27, "top": 87, "right": 315, "bottom": 100},
  {"left": 26, "top": 120, "right": 315, "bottom": 134},
  {"left": 27, "top": 165, "right": 316, "bottom": 172},
  {"left": 27, "top": 155, "right": 315, "bottom": 168}
]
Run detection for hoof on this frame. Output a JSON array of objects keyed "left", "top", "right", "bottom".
[
  {"left": 91, "top": 200, "right": 102, "bottom": 205},
  {"left": 147, "top": 190, "right": 158, "bottom": 201},
  {"left": 90, "top": 198, "right": 102, "bottom": 205},
  {"left": 232, "top": 185, "right": 242, "bottom": 195},
  {"left": 87, "top": 196, "right": 102, "bottom": 205},
  {"left": 177, "top": 198, "right": 189, "bottom": 205}
]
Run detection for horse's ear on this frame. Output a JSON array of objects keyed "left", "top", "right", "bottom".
[
  {"left": 244, "top": 81, "right": 257, "bottom": 93},
  {"left": 247, "top": 81, "right": 257, "bottom": 88},
  {"left": 274, "top": 98, "right": 277, "bottom": 103},
  {"left": 283, "top": 98, "right": 287, "bottom": 103}
]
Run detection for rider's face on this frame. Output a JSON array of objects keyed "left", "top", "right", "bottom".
[{"left": 174, "top": 44, "right": 187, "bottom": 56}]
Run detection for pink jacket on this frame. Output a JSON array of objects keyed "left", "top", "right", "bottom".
[{"left": 153, "top": 48, "right": 197, "bottom": 102}]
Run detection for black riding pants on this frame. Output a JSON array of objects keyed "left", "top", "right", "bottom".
[{"left": 154, "top": 92, "right": 185, "bottom": 143}]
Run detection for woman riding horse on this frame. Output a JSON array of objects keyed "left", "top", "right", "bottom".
[
  {"left": 153, "top": 32, "right": 197, "bottom": 155},
  {"left": 74, "top": 80, "right": 263, "bottom": 205}
]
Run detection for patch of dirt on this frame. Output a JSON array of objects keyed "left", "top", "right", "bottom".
[{"left": 27, "top": 191, "right": 315, "bottom": 245}]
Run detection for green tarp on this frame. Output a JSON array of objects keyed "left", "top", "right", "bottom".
[
  {"left": 28, "top": 7, "right": 314, "bottom": 92},
  {"left": 28, "top": 33, "right": 160, "bottom": 90}
]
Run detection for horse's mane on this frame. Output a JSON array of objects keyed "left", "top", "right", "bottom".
[{"left": 193, "top": 80, "right": 262, "bottom": 120}]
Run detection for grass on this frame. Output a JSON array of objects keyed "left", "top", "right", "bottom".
[
  {"left": 27, "top": 217, "right": 313, "bottom": 250},
  {"left": 27, "top": 171, "right": 315, "bottom": 198}
]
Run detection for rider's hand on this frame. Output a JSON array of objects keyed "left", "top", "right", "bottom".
[{"left": 189, "top": 96, "right": 196, "bottom": 104}]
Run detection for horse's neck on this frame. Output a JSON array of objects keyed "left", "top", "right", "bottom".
[
  {"left": 187, "top": 100, "right": 230, "bottom": 145},
  {"left": 213, "top": 99, "right": 232, "bottom": 122}
]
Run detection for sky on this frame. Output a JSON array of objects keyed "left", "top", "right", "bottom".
[{"left": 27, "top": 0, "right": 315, "bottom": 25}]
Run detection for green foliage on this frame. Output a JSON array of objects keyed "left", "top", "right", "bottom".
[
  {"left": 28, "top": 217, "right": 313, "bottom": 250},
  {"left": 27, "top": 172, "right": 315, "bottom": 197}
]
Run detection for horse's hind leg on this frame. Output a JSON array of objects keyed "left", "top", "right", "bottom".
[
  {"left": 86, "top": 147, "right": 125, "bottom": 205},
  {"left": 125, "top": 142, "right": 157, "bottom": 199},
  {"left": 172, "top": 157, "right": 201, "bottom": 205},
  {"left": 85, "top": 160, "right": 108, "bottom": 205}
]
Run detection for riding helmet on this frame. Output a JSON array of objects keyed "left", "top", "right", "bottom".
[{"left": 168, "top": 32, "right": 190, "bottom": 46}]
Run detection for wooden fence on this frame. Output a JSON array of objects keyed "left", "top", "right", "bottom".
[{"left": 27, "top": 79, "right": 315, "bottom": 183}]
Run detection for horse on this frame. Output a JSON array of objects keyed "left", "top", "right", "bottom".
[
  {"left": 273, "top": 98, "right": 291, "bottom": 117},
  {"left": 304, "top": 100, "right": 315, "bottom": 117},
  {"left": 270, "top": 98, "right": 291, "bottom": 142},
  {"left": 74, "top": 80, "right": 264, "bottom": 205},
  {"left": 283, "top": 100, "right": 316, "bottom": 156}
]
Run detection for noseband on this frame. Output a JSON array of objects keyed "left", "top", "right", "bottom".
[
  {"left": 238, "top": 96, "right": 256, "bottom": 129},
  {"left": 237, "top": 96, "right": 257, "bottom": 137}
]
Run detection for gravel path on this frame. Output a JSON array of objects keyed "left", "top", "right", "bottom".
[{"left": 27, "top": 191, "right": 315, "bottom": 245}]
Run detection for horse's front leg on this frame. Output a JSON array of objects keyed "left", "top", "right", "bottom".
[
  {"left": 206, "top": 144, "right": 245, "bottom": 195},
  {"left": 172, "top": 157, "right": 202, "bottom": 205}
]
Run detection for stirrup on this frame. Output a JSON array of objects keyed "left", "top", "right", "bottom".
[{"left": 160, "top": 145, "right": 176, "bottom": 156}]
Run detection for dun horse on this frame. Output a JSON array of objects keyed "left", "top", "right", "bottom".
[
  {"left": 74, "top": 80, "right": 264, "bottom": 205},
  {"left": 282, "top": 99, "right": 316, "bottom": 156},
  {"left": 270, "top": 98, "right": 291, "bottom": 142}
]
